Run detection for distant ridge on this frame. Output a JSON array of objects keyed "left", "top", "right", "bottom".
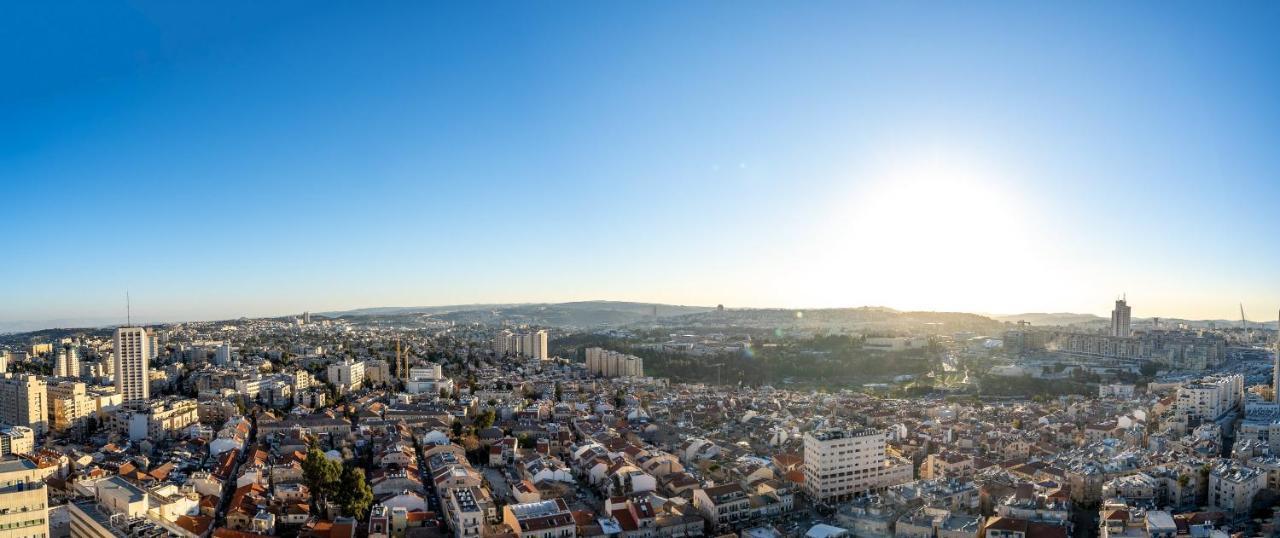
[
  {"left": 994, "top": 313, "right": 1106, "bottom": 326},
  {"left": 995, "top": 312, "right": 1251, "bottom": 328}
]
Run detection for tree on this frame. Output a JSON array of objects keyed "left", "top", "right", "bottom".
[
  {"left": 336, "top": 466, "right": 374, "bottom": 517},
  {"left": 476, "top": 409, "right": 496, "bottom": 429},
  {"left": 302, "top": 446, "right": 342, "bottom": 505},
  {"left": 451, "top": 420, "right": 463, "bottom": 437},
  {"left": 554, "top": 382, "right": 562, "bottom": 402}
]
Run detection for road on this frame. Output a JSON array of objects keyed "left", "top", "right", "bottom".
[{"left": 213, "top": 413, "right": 258, "bottom": 528}]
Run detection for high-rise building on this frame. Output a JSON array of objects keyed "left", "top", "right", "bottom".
[
  {"left": 1111, "top": 298, "right": 1132, "bottom": 338},
  {"left": 523, "top": 330, "right": 548, "bottom": 360},
  {"left": 0, "top": 458, "right": 49, "bottom": 538},
  {"left": 302, "top": 311, "right": 311, "bottom": 324},
  {"left": 802, "top": 428, "right": 912, "bottom": 503},
  {"left": 0, "top": 374, "right": 48, "bottom": 436},
  {"left": 54, "top": 345, "right": 80, "bottom": 378},
  {"left": 214, "top": 343, "right": 232, "bottom": 366},
  {"left": 113, "top": 327, "right": 151, "bottom": 407},
  {"left": 585, "top": 348, "right": 644, "bottom": 377},
  {"left": 493, "top": 330, "right": 550, "bottom": 360}
]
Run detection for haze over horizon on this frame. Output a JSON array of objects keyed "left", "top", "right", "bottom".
[{"left": 5, "top": 2, "right": 1280, "bottom": 324}]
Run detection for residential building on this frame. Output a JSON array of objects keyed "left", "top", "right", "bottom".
[
  {"left": 501, "top": 498, "right": 575, "bottom": 538},
  {"left": 113, "top": 327, "right": 151, "bottom": 406},
  {"left": 803, "top": 428, "right": 912, "bottom": 503},
  {"left": 585, "top": 348, "right": 644, "bottom": 378},
  {"left": 0, "top": 374, "right": 47, "bottom": 436},
  {"left": 327, "top": 359, "right": 366, "bottom": 393},
  {"left": 494, "top": 330, "right": 549, "bottom": 360},
  {"left": 1111, "top": 298, "right": 1131, "bottom": 338},
  {"left": 0, "top": 458, "right": 49, "bottom": 538}
]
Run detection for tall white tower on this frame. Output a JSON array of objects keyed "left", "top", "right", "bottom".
[
  {"left": 1111, "top": 297, "right": 1132, "bottom": 338},
  {"left": 113, "top": 327, "right": 151, "bottom": 406}
]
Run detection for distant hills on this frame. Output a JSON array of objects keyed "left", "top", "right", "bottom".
[
  {"left": 994, "top": 313, "right": 1107, "bottom": 326},
  {"left": 996, "top": 312, "right": 1262, "bottom": 329},
  {"left": 5, "top": 301, "right": 1271, "bottom": 337},
  {"left": 322, "top": 301, "right": 715, "bottom": 329}
]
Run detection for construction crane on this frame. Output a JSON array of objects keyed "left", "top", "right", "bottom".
[
  {"left": 395, "top": 338, "right": 409, "bottom": 383},
  {"left": 707, "top": 363, "right": 724, "bottom": 387},
  {"left": 1242, "top": 304, "right": 1252, "bottom": 345}
]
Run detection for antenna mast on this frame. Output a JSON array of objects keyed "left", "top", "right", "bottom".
[{"left": 126, "top": 290, "right": 132, "bottom": 327}]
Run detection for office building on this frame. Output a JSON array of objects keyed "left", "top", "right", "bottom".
[
  {"left": 113, "top": 327, "right": 151, "bottom": 406},
  {"left": 803, "top": 428, "right": 912, "bottom": 503},
  {"left": 1111, "top": 298, "right": 1132, "bottom": 338},
  {"left": 0, "top": 374, "right": 47, "bottom": 436}
]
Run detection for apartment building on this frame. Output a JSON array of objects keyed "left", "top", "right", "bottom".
[
  {"left": 327, "top": 359, "right": 366, "bottom": 393},
  {"left": 112, "top": 397, "right": 199, "bottom": 441},
  {"left": 1176, "top": 374, "right": 1244, "bottom": 422},
  {"left": 803, "top": 428, "right": 912, "bottom": 503},
  {"left": 0, "top": 374, "right": 47, "bottom": 436},
  {"left": 113, "top": 327, "right": 152, "bottom": 407},
  {"left": 0, "top": 458, "right": 48, "bottom": 538},
  {"left": 585, "top": 348, "right": 644, "bottom": 378},
  {"left": 48, "top": 381, "right": 94, "bottom": 432},
  {"left": 0, "top": 427, "right": 34, "bottom": 458},
  {"left": 494, "top": 330, "right": 549, "bottom": 360},
  {"left": 444, "top": 487, "right": 486, "bottom": 538},
  {"left": 501, "top": 498, "right": 575, "bottom": 538},
  {"left": 1208, "top": 461, "right": 1263, "bottom": 520}
]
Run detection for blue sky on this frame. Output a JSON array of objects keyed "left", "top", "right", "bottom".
[{"left": 3, "top": 2, "right": 1280, "bottom": 325}]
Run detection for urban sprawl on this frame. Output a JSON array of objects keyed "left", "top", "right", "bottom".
[{"left": 0, "top": 298, "right": 1277, "bottom": 538}]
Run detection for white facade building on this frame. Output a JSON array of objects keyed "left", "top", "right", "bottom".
[
  {"left": 803, "top": 428, "right": 912, "bottom": 503},
  {"left": 113, "top": 327, "right": 152, "bottom": 406}
]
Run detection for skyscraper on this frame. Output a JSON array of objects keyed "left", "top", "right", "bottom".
[
  {"left": 113, "top": 327, "right": 151, "bottom": 406},
  {"left": 1111, "top": 297, "right": 1132, "bottom": 337}
]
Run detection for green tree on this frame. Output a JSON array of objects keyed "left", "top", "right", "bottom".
[
  {"left": 451, "top": 420, "right": 463, "bottom": 437},
  {"left": 302, "top": 446, "right": 342, "bottom": 505},
  {"left": 476, "top": 409, "right": 496, "bottom": 429},
  {"left": 336, "top": 466, "right": 374, "bottom": 517}
]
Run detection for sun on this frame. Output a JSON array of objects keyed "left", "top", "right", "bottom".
[{"left": 791, "top": 153, "right": 1063, "bottom": 313}]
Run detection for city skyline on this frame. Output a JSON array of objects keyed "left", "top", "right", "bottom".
[{"left": 5, "top": 2, "right": 1280, "bottom": 323}]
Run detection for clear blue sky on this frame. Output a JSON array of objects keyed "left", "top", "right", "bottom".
[{"left": 4, "top": 2, "right": 1280, "bottom": 326}]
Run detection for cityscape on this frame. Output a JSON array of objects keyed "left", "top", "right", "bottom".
[
  {"left": 0, "top": 300, "right": 1277, "bottom": 538},
  {"left": 5, "top": 3, "right": 1280, "bottom": 538}
]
